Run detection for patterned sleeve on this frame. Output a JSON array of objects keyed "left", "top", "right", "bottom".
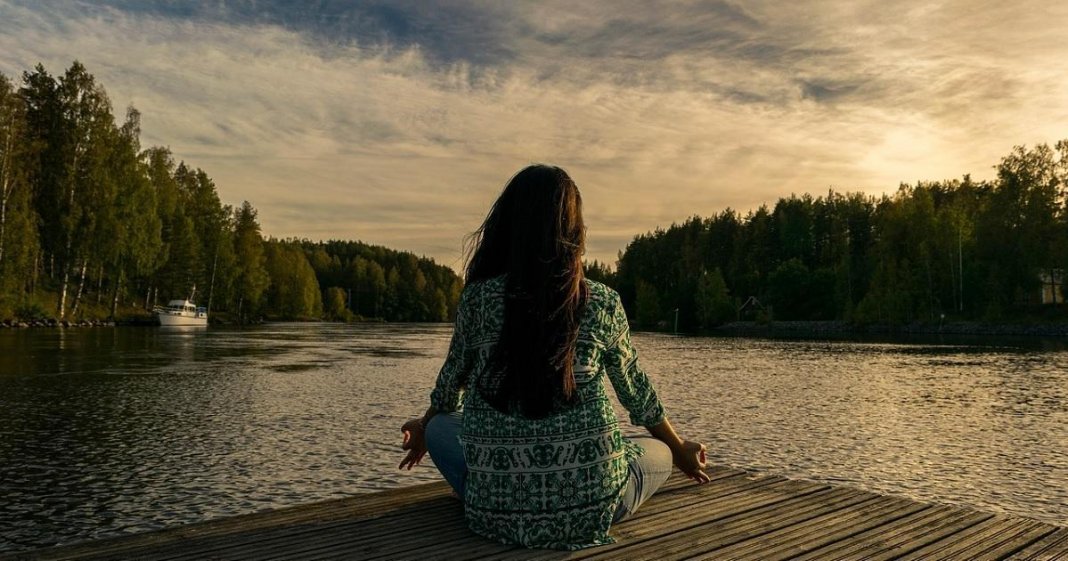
[
  {"left": 603, "top": 291, "right": 666, "bottom": 427},
  {"left": 429, "top": 286, "right": 472, "bottom": 412}
]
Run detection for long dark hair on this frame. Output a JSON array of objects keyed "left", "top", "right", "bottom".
[{"left": 465, "top": 164, "right": 589, "bottom": 419}]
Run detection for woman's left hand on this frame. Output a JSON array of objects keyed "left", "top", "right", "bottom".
[{"left": 398, "top": 417, "right": 428, "bottom": 470}]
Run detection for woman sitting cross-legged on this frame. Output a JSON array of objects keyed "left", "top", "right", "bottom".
[{"left": 399, "top": 164, "right": 709, "bottom": 550}]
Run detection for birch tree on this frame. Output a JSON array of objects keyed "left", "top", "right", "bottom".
[
  {"left": 0, "top": 73, "right": 38, "bottom": 307},
  {"left": 53, "top": 62, "right": 113, "bottom": 319}
]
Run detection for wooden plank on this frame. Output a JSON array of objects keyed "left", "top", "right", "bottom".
[
  {"left": 895, "top": 515, "right": 1058, "bottom": 561},
  {"left": 3, "top": 483, "right": 452, "bottom": 561},
  {"left": 5, "top": 465, "right": 1065, "bottom": 561},
  {"left": 699, "top": 496, "right": 930, "bottom": 560},
  {"left": 646, "top": 491, "right": 882, "bottom": 561},
  {"left": 1006, "top": 527, "right": 1068, "bottom": 560},
  {"left": 611, "top": 472, "right": 785, "bottom": 522},
  {"left": 947, "top": 521, "right": 1059, "bottom": 561},
  {"left": 862, "top": 509, "right": 998, "bottom": 561},
  {"left": 608, "top": 479, "right": 826, "bottom": 540},
  {"left": 270, "top": 464, "right": 740, "bottom": 561},
  {"left": 347, "top": 477, "right": 823, "bottom": 561},
  {"left": 292, "top": 510, "right": 474, "bottom": 561},
  {"left": 267, "top": 507, "right": 473, "bottom": 561},
  {"left": 578, "top": 487, "right": 873, "bottom": 561},
  {"left": 308, "top": 473, "right": 793, "bottom": 561},
  {"left": 265, "top": 496, "right": 466, "bottom": 561},
  {"left": 442, "top": 474, "right": 794, "bottom": 561},
  {"left": 630, "top": 477, "right": 787, "bottom": 519},
  {"left": 262, "top": 472, "right": 753, "bottom": 561},
  {"left": 161, "top": 501, "right": 467, "bottom": 561},
  {"left": 145, "top": 498, "right": 464, "bottom": 560},
  {"left": 788, "top": 504, "right": 987, "bottom": 561},
  {"left": 464, "top": 478, "right": 827, "bottom": 561}
]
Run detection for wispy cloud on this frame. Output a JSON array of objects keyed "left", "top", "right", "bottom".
[{"left": 1, "top": 0, "right": 1066, "bottom": 267}]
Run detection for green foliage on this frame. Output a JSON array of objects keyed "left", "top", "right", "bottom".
[
  {"left": 233, "top": 201, "right": 269, "bottom": 321},
  {"left": 0, "top": 73, "right": 38, "bottom": 299},
  {"left": 614, "top": 143, "right": 1068, "bottom": 328},
  {"left": 323, "top": 286, "right": 352, "bottom": 321},
  {"left": 14, "top": 300, "right": 49, "bottom": 321},
  {"left": 695, "top": 268, "right": 734, "bottom": 328},
  {"left": 767, "top": 258, "right": 809, "bottom": 320},
  {"left": 2, "top": 62, "right": 1065, "bottom": 328},
  {"left": 634, "top": 280, "right": 661, "bottom": 328},
  {"left": 264, "top": 240, "right": 322, "bottom": 319},
  {"left": 0, "top": 62, "right": 464, "bottom": 324},
  {"left": 299, "top": 239, "right": 460, "bottom": 322},
  {"left": 764, "top": 259, "right": 838, "bottom": 321}
]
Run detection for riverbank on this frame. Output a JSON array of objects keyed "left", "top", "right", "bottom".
[
  {"left": 0, "top": 318, "right": 116, "bottom": 328},
  {"left": 0, "top": 314, "right": 181, "bottom": 328},
  {"left": 6, "top": 318, "right": 1068, "bottom": 337},
  {"left": 710, "top": 320, "right": 1068, "bottom": 338},
  {"left": 0, "top": 316, "right": 349, "bottom": 328}
]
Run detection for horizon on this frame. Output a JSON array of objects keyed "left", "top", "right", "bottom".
[{"left": 2, "top": 1, "right": 1066, "bottom": 269}]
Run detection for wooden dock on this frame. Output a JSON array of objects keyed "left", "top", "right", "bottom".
[{"left": 5, "top": 466, "right": 1067, "bottom": 560}]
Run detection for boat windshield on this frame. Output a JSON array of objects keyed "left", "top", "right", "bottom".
[{"left": 164, "top": 301, "right": 196, "bottom": 312}]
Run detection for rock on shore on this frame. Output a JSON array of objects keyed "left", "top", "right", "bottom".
[{"left": 1, "top": 318, "right": 116, "bottom": 328}]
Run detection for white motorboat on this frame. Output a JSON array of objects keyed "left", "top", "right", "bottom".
[{"left": 155, "top": 299, "right": 208, "bottom": 326}]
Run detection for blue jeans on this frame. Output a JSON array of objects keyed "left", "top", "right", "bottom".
[{"left": 425, "top": 412, "right": 673, "bottom": 522}]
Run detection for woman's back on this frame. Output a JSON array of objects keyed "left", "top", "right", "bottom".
[
  {"left": 430, "top": 275, "right": 666, "bottom": 549},
  {"left": 402, "top": 164, "right": 708, "bottom": 551}
]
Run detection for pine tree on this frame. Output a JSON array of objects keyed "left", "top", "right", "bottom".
[{"left": 232, "top": 201, "right": 268, "bottom": 322}]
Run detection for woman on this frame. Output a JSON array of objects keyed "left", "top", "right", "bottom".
[{"left": 399, "top": 164, "right": 709, "bottom": 550}]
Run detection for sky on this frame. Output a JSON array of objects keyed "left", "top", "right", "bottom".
[{"left": 1, "top": 1, "right": 1067, "bottom": 270}]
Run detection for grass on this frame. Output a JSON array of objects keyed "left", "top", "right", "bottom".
[{"left": 1, "top": 288, "right": 153, "bottom": 323}]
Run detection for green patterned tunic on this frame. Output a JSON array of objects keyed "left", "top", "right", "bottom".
[{"left": 429, "top": 276, "right": 666, "bottom": 550}]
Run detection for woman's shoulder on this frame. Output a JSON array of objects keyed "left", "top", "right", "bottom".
[
  {"left": 583, "top": 278, "right": 621, "bottom": 306},
  {"left": 460, "top": 276, "right": 618, "bottom": 312},
  {"left": 581, "top": 279, "right": 624, "bottom": 333},
  {"left": 460, "top": 275, "right": 506, "bottom": 298}
]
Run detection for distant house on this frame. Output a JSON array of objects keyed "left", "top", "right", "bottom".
[
  {"left": 1039, "top": 269, "right": 1064, "bottom": 304},
  {"left": 737, "top": 296, "right": 768, "bottom": 320}
]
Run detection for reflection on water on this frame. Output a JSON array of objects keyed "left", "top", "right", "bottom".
[
  {"left": 634, "top": 335, "right": 1068, "bottom": 530},
  {"left": 0, "top": 325, "right": 1066, "bottom": 552}
]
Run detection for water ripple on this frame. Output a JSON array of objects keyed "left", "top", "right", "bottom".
[{"left": 0, "top": 325, "right": 1065, "bottom": 553}]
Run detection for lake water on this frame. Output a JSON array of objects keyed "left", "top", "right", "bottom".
[{"left": 1, "top": 324, "right": 1066, "bottom": 553}]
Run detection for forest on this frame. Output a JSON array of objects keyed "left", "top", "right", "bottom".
[
  {"left": 602, "top": 142, "right": 1068, "bottom": 331},
  {"left": 3, "top": 62, "right": 1065, "bottom": 330},
  {"left": 0, "top": 62, "right": 462, "bottom": 324}
]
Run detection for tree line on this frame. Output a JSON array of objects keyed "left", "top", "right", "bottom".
[
  {"left": 270, "top": 239, "right": 463, "bottom": 322},
  {"left": 5, "top": 62, "right": 1064, "bottom": 329},
  {"left": 0, "top": 62, "right": 461, "bottom": 323},
  {"left": 603, "top": 142, "right": 1068, "bottom": 330}
]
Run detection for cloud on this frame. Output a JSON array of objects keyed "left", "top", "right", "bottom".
[
  {"left": 0, "top": 0, "right": 1066, "bottom": 269},
  {"left": 70, "top": 0, "right": 524, "bottom": 65}
]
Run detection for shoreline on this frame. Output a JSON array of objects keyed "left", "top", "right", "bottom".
[
  {"left": 710, "top": 320, "right": 1068, "bottom": 338},
  {"left": 0, "top": 318, "right": 117, "bottom": 328},
  {"left": 5, "top": 317, "right": 1068, "bottom": 337}
]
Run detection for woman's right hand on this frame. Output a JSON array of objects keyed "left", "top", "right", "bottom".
[
  {"left": 672, "top": 440, "right": 710, "bottom": 483},
  {"left": 398, "top": 417, "right": 428, "bottom": 470}
]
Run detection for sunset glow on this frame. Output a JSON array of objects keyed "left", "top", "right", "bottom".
[{"left": 3, "top": 0, "right": 1066, "bottom": 267}]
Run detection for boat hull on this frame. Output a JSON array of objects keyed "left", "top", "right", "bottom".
[{"left": 157, "top": 313, "right": 208, "bottom": 327}]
